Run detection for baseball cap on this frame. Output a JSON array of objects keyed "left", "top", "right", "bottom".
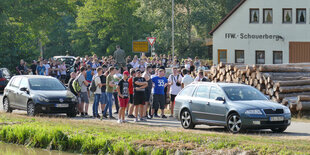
[{"left": 123, "top": 71, "right": 130, "bottom": 76}]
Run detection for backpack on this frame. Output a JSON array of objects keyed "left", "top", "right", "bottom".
[
  {"left": 72, "top": 78, "right": 81, "bottom": 93},
  {"left": 89, "top": 76, "right": 97, "bottom": 92}
]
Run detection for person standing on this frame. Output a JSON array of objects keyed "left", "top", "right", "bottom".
[
  {"left": 168, "top": 67, "right": 182, "bottom": 117},
  {"left": 133, "top": 70, "right": 148, "bottom": 122},
  {"left": 36, "top": 61, "right": 46, "bottom": 75},
  {"left": 103, "top": 67, "right": 117, "bottom": 119},
  {"left": 113, "top": 45, "right": 126, "bottom": 68},
  {"left": 142, "top": 65, "right": 153, "bottom": 119},
  {"left": 113, "top": 68, "right": 122, "bottom": 114},
  {"left": 77, "top": 67, "right": 90, "bottom": 117},
  {"left": 151, "top": 69, "right": 168, "bottom": 119},
  {"left": 181, "top": 69, "right": 194, "bottom": 88},
  {"left": 117, "top": 71, "right": 130, "bottom": 123},
  {"left": 16, "top": 59, "right": 25, "bottom": 75},
  {"left": 99, "top": 65, "right": 108, "bottom": 117},
  {"left": 43, "top": 59, "right": 50, "bottom": 76},
  {"left": 127, "top": 69, "right": 136, "bottom": 118},
  {"left": 60, "top": 61, "right": 67, "bottom": 83},
  {"left": 30, "top": 60, "right": 37, "bottom": 75},
  {"left": 93, "top": 67, "right": 103, "bottom": 118}
]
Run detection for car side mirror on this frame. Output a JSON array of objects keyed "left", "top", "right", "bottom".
[
  {"left": 215, "top": 97, "right": 225, "bottom": 102},
  {"left": 20, "top": 87, "right": 29, "bottom": 93}
]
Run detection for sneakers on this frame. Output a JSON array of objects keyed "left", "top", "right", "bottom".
[
  {"left": 117, "top": 119, "right": 122, "bottom": 123},
  {"left": 123, "top": 120, "right": 128, "bottom": 123},
  {"left": 161, "top": 115, "right": 167, "bottom": 119},
  {"left": 114, "top": 112, "right": 118, "bottom": 114},
  {"left": 169, "top": 115, "right": 174, "bottom": 118},
  {"left": 147, "top": 115, "right": 152, "bottom": 119},
  {"left": 154, "top": 114, "right": 160, "bottom": 118},
  {"left": 134, "top": 118, "right": 139, "bottom": 122},
  {"left": 128, "top": 114, "right": 135, "bottom": 118},
  {"left": 109, "top": 116, "right": 117, "bottom": 120},
  {"left": 102, "top": 115, "right": 108, "bottom": 119},
  {"left": 80, "top": 112, "right": 85, "bottom": 117}
]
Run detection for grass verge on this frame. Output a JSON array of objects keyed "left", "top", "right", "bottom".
[{"left": 0, "top": 113, "right": 310, "bottom": 154}]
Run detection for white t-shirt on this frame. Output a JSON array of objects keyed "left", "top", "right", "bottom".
[
  {"left": 43, "top": 64, "right": 50, "bottom": 76},
  {"left": 168, "top": 74, "right": 182, "bottom": 95},
  {"left": 182, "top": 74, "right": 194, "bottom": 87},
  {"left": 60, "top": 65, "right": 66, "bottom": 75},
  {"left": 185, "top": 64, "right": 190, "bottom": 70},
  {"left": 130, "top": 61, "right": 139, "bottom": 69},
  {"left": 94, "top": 75, "right": 101, "bottom": 94}
]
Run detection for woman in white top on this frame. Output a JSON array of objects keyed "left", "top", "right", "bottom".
[{"left": 60, "top": 61, "right": 67, "bottom": 83}]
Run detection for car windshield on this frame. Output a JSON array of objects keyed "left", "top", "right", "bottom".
[
  {"left": 222, "top": 86, "right": 267, "bottom": 101},
  {"left": 29, "top": 78, "right": 66, "bottom": 91}
]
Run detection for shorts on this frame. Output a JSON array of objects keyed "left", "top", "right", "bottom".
[
  {"left": 129, "top": 94, "right": 134, "bottom": 104},
  {"left": 144, "top": 89, "right": 151, "bottom": 103},
  {"left": 170, "top": 94, "right": 177, "bottom": 102},
  {"left": 80, "top": 92, "right": 89, "bottom": 104},
  {"left": 119, "top": 97, "right": 129, "bottom": 108},
  {"left": 134, "top": 92, "right": 145, "bottom": 105},
  {"left": 152, "top": 94, "right": 165, "bottom": 110}
]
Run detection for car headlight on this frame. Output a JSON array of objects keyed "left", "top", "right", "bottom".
[
  {"left": 71, "top": 97, "right": 78, "bottom": 102},
  {"left": 284, "top": 108, "right": 291, "bottom": 114},
  {"left": 245, "top": 109, "right": 263, "bottom": 115},
  {"left": 38, "top": 96, "right": 49, "bottom": 102}
]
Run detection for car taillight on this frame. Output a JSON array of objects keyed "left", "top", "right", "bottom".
[{"left": 0, "top": 78, "right": 5, "bottom": 81}]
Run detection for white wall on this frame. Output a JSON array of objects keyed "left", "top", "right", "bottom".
[{"left": 212, "top": 0, "right": 310, "bottom": 65}]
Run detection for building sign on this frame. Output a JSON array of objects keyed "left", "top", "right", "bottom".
[
  {"left": 132, "top": 41, "right": 149, "bottom": 53},
  {"left": 225, "top": 33, "right": 283, "bottom": 41}
]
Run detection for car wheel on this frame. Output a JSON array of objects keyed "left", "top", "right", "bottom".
[
  {"left": 27, "top": 101, "right": 37, "bottom": 116},
  {"left": 3, "top": 97, "right": 12, "bottom": 113},
  {"left": 227, "top": 113, "right": 244, "bottom": 133},
  {"left": 67, "top": 107, "right": 77, "bottom": 118},
  {"left": 181, "top": 109, "right": 195, "bottom": 129},
  {"left": 271, "top": 127, "right": 287, "bottom": 133}
]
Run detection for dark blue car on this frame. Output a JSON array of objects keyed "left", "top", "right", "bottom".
[{"left": 174, "top": 82, "right": 291, "bottom": 133}]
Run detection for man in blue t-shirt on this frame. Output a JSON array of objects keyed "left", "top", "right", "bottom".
[
  {"left": 151, "top": 69, "right": 168, "bottom": 119},
  {"left": 36, "top": 61, "right": 46, "bottom": 75}
]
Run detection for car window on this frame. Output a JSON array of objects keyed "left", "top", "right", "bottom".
[
  {"left": 179, "top": 86, "right": 195, "bottom": 97},
  {"left": 209, "top": 86, "right": 224, "bottom": 100},
  {"left": 19, "top": 78, "right": 29, "bottom": 88},
  {"left": 194, "top": 85, "right": 210, "bottom": 99},
  {"left": 11, "top": 77, "right": 22, "bottom": 88},
  {"left": 29, "top": 78, "right": 66, "bottom": 90},
  {"left": 223, "top": 86, "right": 267, "bottom": 101}
]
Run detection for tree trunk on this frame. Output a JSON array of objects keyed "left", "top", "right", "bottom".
[
  {"left": 297, "top": 102, "right": 310, "bottom": 111},
  {"left": 279, "top": 85, "right": 310, "bottom": 93}
]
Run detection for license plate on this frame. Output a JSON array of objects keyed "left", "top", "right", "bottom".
[
  {"left": 56, "top": 104, "right": 69, "bottom": 108},
  {"left": 270, "top": 116, "right": 284, "bottom": 122}
]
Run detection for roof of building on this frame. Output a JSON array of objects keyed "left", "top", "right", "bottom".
[{"left": 209, "top": 0, "right": 247, "bottom": 35}]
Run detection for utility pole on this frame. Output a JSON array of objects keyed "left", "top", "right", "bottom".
[{"left": 172, "top": 0, "right": 175, "bottom": 61}]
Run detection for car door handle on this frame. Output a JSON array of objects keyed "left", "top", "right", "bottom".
[
  {"left": 189, "top": 100, "right": 193, "bottom": 104},
  {"left": 206, "top": 102, "right": 210, "bottom": 105}
]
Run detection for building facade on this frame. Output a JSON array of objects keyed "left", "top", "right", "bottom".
[{"left": 210, "top": 0, "right": 310, "bottom": 65}]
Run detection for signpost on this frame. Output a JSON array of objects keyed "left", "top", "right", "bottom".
[
  {"left": 147, "top": 37, "right": 156, "bottom": 56},
  {"left": 132, "top": 41, "right": 149, "bottom": 53}
]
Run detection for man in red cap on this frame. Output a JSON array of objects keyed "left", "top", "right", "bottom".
[{"left": 117, "top": 70, "right": 130, "bottom": 123}]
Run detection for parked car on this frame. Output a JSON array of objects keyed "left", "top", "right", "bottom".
[
  {"left": 2, "top": 75, "right": 78, "bottom": 117},
  {"left": 174, "top": 82, "right": 291, "bottom": 133},
  {"left": 0, "top": 68, "right": 11, "bottom": 92},
  {"left": 53, "top": 56, "right": 76, "bottom": 68}
]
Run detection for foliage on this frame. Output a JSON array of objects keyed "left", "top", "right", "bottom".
[
  {"left": 0, "top": 114, "right": 310, "bottom": 154},
  {"left": 0, "top": 0, "right": 241, "bottom": 73}
]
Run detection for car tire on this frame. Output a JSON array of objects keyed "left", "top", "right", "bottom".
[
  {"left": 227, "top": 113, "right": 244, "bottom": 134},
  {"left": 67, "top": 107, "right": 77, "bottom": 118},
  {"left": 3, "top": 97, "right": 12, "bottom": 113},
  {"left": 180, "top": 109, "right": 195, "bottom": 129},
  {"left": 271, "top": 127, "right": 287, "bottom": 133},
  {"left": 27, "top": 101, "right": 37, "bottom": 116}
]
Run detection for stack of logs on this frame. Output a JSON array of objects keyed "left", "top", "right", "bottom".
[{"left": 208, "top": 63, "right": 310, "bottom": 114}]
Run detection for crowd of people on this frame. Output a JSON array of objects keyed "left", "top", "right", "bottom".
[{"left": 15, "top": 45, "right": 211, "bottom": 123}]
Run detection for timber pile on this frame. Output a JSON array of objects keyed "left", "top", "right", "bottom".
[{"left": 207, "top": 62, "right": 310, "bottom": 114}]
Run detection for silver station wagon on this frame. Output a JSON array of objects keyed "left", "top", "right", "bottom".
[{"left": 173, "top": 82, "right": 291, "bottom": 133}]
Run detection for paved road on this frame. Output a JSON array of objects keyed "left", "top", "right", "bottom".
[{"left": 1, "top": 94, "right": 310, "bottom": 137}]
